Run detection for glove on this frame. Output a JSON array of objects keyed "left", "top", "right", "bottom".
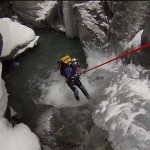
[
  {"left": 77, "top": 73, "right": 81, "bottom": 77},
  {"left": 75, "top": 74, "right": 80, "bottom": 78},
  {"left": 71, "top": 76, "right": 75, "bottom": 80},
  {"left": 75, "top": 74, "right": 81, "bottom": 79}
]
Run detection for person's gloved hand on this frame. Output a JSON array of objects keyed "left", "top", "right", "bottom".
[
  {"left": 77, "top": 73, "right": 81, "bottom": 77},
  {"left": 65, "top": 78, "right": 74, "bottom": 84},
  {"left": 75, "top": 74, "right": 81, "bottom": 79},
  {"left": 71, "top": 76, "right": 75, "bottom": 80},
  {"left": 74, "top": 74, "right": 80, "bottom": 79}
]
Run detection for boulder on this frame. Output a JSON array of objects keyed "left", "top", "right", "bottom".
[
  {"left": 122, "top": 19, "right": 150, "bottom": 68},
  {"left": 73, "top": 1, "right": 108, "bottom": 47},
  {"left": 0, "top": 118, "right": 41, "bottom": 150},
  {"left": 0, "top": 18, "right": 39, "bottom": 59},
  {"left": 109, "top": 1, "right": 150, "bottom": 50},
  {"left": 12, "top": 1, "right": 58, "bottom": 29}
]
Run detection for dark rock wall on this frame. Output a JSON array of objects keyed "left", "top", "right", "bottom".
[
  {"left": 109, "top": 1, "right": 150, "bottom": 68},
  {"left": 109, "top": 1, "right": 150, "bottom": 51},
  {"left": 137, "top": 19, "right": 150, "bottom": 68},
  {"left": 0, "top": 0, "right": 13, "bottom": 18}
]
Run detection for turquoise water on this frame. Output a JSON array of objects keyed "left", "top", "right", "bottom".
[{"left": 2, "top": 30, "right": 86, "bottom": 124}]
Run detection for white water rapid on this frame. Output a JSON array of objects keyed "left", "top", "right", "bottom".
[{"left": 39, "top": 41, "right": 150, "bottom": 150}]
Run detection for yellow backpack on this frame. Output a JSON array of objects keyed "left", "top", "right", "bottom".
[{"left": 59, "top": 55, "right": 72, "bottom": 65}]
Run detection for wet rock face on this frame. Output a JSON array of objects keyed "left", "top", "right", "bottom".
[
  {"left": 12, "top": 1, "right": 58, "bottom": 29},
  {"left": 32, "top": 105, "right": 93, "bottom": 150},
  {"left": 0, "top": 1, "right": 13, "bottom": 18},
  {"left": 51, "top": 106, "right": 92, "bottom": 150},
  {"left": 80, "top": 126, "right": 113, "bottom": 150},
  {"left": 140, "top": 19, "right": 150, "bottom": 68},
  {"left": 103, "top": 1, "right": 115, "bottom": 20},
  {"left": 119, "top": 17, "right": 150, "bottom": 68},
  {"left": 106, "top": 1, "right": 117, "bottom": 15},
  {"left": 109, "top": 1, "right": 150, "bottom": 50}
]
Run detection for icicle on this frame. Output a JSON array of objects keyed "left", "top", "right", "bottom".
[{"left": 63, "top": 1, "right": 78, "bottom": 38}]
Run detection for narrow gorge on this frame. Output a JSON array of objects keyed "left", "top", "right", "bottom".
[{"left": 1, "top": 1, "right": 150, "bottom": 150}]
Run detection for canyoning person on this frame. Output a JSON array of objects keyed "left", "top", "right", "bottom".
[{"left": 58, "top": 55, "right": 90, "bottom": 101}]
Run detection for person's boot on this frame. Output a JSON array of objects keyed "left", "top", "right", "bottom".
[
  {"left": 74, "top": 89, "right": 80, "bottom": 101},
  {"left": 80, "top": 85, "right": 90, "bottom": 99},
  {"left": 75, "top": 95, "right": 80, "bottom": 101}
]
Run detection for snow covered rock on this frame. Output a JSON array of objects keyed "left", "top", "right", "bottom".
[
  {"left": 0, "top": 18, "right": 39, "bottom": 59},
  {"left": 12, "top": 1, "right": 58, "bottom": 29},
  {"left": 0, "top": 118, "right": 41, "bottom": 150},
  {"left": 73, "top": 1, "right": 108, "bottom": 46},
  {"left": 123, "top": 30, "right": 143, "bottom": 52},
  {"left": 0, "top": 60, "right": 41, "bottom": 150}
]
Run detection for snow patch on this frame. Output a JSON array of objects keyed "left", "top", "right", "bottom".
[
  {"left": 123, "top": 30, "right": 143, "bottom": 52},
  {"left": 36, "top": 1, "right": 57, "bottom": 21},
  {"left": 14, "top": 36, "right": 39, "bottom": 58}
]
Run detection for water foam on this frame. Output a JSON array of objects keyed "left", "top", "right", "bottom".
[
  {"left": 38, "top": 71, "right": 95, "bottom": 108},
  {"left": 37, "top": 40, "right": 150, "bottom": 149},
  {"left": 79, "top": 41, "right": 150, "bottom": 150}
]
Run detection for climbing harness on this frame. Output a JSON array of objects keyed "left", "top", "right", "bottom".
[{"left": 79, "top": 42, "right": 150, "bottom": 74}]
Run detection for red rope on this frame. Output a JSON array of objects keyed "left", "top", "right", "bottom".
[{"left": 80, "top": 42, "right": 150, "bottom": 74}]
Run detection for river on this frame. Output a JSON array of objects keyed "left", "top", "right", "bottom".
[{"left": 2, "top": 30, "right": 112, "bottom": 150}]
